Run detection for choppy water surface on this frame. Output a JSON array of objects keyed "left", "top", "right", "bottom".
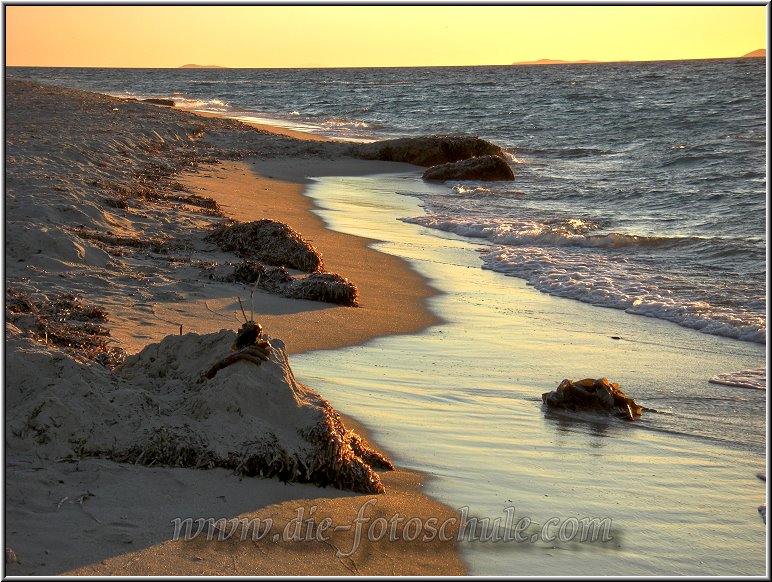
[{"left": 9, "top": 59, "right": 766, "bottom": 351}]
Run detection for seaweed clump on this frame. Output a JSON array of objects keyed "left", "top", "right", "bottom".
[
  {"left": 206, "top": 219, "right": 324, "bottom": 273},
  {"left": 232, "top": 261, "right": 292, "bottom": 292},
  {"left": 5, "top": 288, "right": 125, "bottom": 368},
  {"left": 231, "top": 261, "right": 358, "bottom": 307},
  {"left": 286, "top": 273, "right": 359, "bottom": 306},
  {"left": 542, "top": 377, "right": 644, "bottom": 421}
]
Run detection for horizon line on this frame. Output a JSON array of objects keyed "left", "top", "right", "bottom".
[{"left": 6, "top": 54, "right": 766, "bottom": 70}]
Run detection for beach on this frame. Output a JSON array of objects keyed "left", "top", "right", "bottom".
[
  {"left": 4, "top": 4, "right": 767, "bottom": 576},
  {"left": 3, "top": 75, "right": 767, "bottom": 577},
  {"left": 3, "top": 79, "right": 464, "bottom": 575}
]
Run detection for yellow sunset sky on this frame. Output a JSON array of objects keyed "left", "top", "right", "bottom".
[{"left": 4, "top": 5, "right": 767, "bottom": 68}]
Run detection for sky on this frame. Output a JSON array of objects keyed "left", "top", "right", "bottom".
[{"left": 4, "top": 5, "right": 768, "bottom": 68}]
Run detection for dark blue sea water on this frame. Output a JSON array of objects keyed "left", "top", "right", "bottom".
[{"left": 8, "top": 60, "right": 766, "bottom": 349}]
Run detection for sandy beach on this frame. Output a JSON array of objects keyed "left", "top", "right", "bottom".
[
  {"left": 4, "top": 79, "right": 465, "bottom": 575},
  {"left": 119, "top": 156, "right": 443, "bottom": 356}
]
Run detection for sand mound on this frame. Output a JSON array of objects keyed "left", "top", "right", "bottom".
[{"left": 5, "top": 329, "right": 392, "bottom": 493}]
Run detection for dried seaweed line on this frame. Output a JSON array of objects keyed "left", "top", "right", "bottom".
[{"left": 5, "top": 288, "right": 126, "bottom": 368}]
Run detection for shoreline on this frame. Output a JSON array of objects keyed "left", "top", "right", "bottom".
[
  {"left": 289, "top": 172, "right": 766, "bottom": 575},
  {"left": 3, "top": 79, "right": 465, "bottom": 575},
  {"left": 189, "top": 107, "right": 336, "bottom": 143},
  {"left": 95, "top": 102, "right": 445, "bottom": 356},
  {"left": 171, "top": 156, "right": 444, "bottom": 356}
]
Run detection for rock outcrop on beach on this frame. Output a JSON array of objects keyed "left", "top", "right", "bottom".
[
  {"left": 422, "top": 154, "right": 515, "bottom": 182},
  {"left": 5, "top": 328, "right": 392, "bottom": 493},
  {"left": 350, "top": 135, "right": 505, "bottom": 167}
]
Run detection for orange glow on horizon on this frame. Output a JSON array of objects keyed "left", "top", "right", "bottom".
[{"left": 5, "top": 5, "right": 767, "bottom": 68}]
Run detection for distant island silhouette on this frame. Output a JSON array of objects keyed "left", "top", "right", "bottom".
[
  {"left": 179, "top": 64, "right": 227, "bottom": 69},
  {"left": 511, "top": 58, "right": 599, "bottom": 66},
  {"left": 512, "top": 51, "right": 766, "bottom": 66}
]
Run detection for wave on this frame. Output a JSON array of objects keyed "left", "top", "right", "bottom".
[
  {"left": 565, "top": 92, "right": 609, "bottom": 101},
  {"left": 403, "top": 214, "right": 702, "bottom": 251},
  {"left": 709, "top": 368, "right": 766, "bottom": 390},
  {"left": 103, "top": 90, "right": 233, "bottom": 113},
  {"left": 478, "top": 245, "right": 766, "bottom": 344},
  {"left": 402, "top": 213, "right": 765, "bottom": 344},
  {"left": 661, "top": 151, "right": 727, "bottom": 167},
  {"left": 321, "top": 118, "right": 381, "bottom": 130},
  {"left": 451, "top": 185, "right": 493, "bottom": 195},
  {"left": 484, "top": 248, "right": 766, "bottom": 344},
  {"left": 167, "top": 96, "right": 231, "bottom": 112},
  {"left": 513, "top": 146, "right": 616, "bottom": 158}
]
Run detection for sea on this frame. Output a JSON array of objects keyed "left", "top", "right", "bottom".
[
  {"left": 7, "top": 60, "right": 767, "bottom": 575},
  {"left": 8, "top": 60, "right": 766, "bottom": 348}
]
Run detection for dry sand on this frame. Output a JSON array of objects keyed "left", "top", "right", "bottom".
[
  {"left": 169, "top": 157, "right": 442, "bottom": 355},
  {"left": 3, "top": 80, "right": 464, "bottom": 575},
  {"left": 99, "top": 102, "right": 442, "bottom": 356}
]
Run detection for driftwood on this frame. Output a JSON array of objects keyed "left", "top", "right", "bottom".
[{"left": 203, "top": 341, "right": 270, "bottom": 379}]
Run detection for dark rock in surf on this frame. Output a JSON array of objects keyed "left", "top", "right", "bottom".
[
  {"left": 350, "top": 135, "right": 505, "bottom": 167},
  {"left": 142, "top": 98, "right": 175, "bottom": 107},
  {"left": 422, "top": 154, "right": 515, "bottom": 182}
]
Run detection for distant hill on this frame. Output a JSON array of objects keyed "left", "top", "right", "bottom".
[
  {"left": 511, "top": 58, "right": 599, "bottom": 66},
  {"left": 741, "top": 49, "right": 766, "bottom": 58},
  {"left": 179, "top": 64, "right": 227, "bottom": 69}
]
